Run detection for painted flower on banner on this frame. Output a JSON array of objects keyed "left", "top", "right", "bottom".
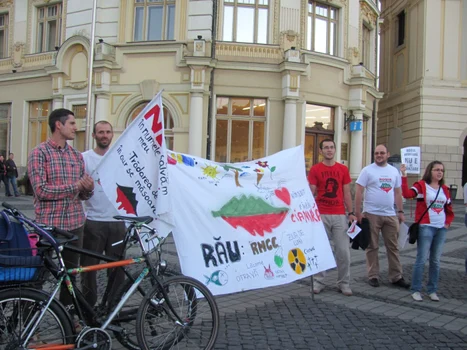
[
  {"left": 254, "top": 160, "right": 277, "bottom": 186},
  {"left": 212, "top": 187, "right": 291, "bottom": 237}
]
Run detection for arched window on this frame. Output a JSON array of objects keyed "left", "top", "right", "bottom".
[{"left": 127, "top": 103, "right": 174, "bottom": 149}]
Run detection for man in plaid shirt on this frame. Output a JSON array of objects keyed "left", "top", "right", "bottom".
[{"left": 28, "top": 108, "right": 94, "bottom": 307}]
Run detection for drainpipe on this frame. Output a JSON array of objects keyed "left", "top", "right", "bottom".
[{"left": 206, "top": 0, "right": 218, "bottom": 160}]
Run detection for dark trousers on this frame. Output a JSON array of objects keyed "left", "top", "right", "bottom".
[
  {"left": 0, "top": 175, "right": 9, "bottom": 196},
  {"left": 60, "top": 225, "right": 84, "bottom": 307},
  {"left": 81, "top": 220, "right": 126, "bottom": 307}
]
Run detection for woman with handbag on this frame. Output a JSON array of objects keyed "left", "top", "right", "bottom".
[{"left": 400, "top": 161, "right": 454, "bottom": 302}]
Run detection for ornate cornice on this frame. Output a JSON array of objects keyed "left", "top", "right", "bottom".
[
  {"left": 360, "top": 1, "right": 378, "bottom": 27},
  {"left": 216, "top": 42, "right": 283, "bottom": 64},
  {"left": 12, "top": 42, "right": 24, "bottom": 68}
]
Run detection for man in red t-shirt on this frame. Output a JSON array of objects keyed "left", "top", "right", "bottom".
[{"left": 308, "top": 139, "right": 356, "bottom": 296}]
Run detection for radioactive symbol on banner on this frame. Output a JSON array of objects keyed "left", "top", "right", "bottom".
[{"left": 288, "top": 248, "right": 306, "bottom": 274}]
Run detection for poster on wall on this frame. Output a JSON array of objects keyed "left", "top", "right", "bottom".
[
  {"left": 401, "top": 146, "right": 421, "bottom": 174},
  {"left": 168, "top": 146, "right": 336, "bottom": 296}
]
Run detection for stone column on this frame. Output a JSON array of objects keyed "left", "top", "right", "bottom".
[
  {"left": 95, "top": 93, "right": 110, "bottom": 122},
  {"left": 52, "top": 97, "right": 64, "bottom": 110},
  {"left": 188, "top": 92, "right": 204, "bottom": 156},
  {"left": 280, "top": 47, "right": 307, "bottom": 150},
  {"left": 283, "top": 99, "right": 297, "bottom": 149},
  {"left": 349, "top": 111, "right": 364, "bottom": 177}
]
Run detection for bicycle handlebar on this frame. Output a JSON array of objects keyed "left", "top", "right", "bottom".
[
  {"left": 53, "top": 227, "right": 77, "bottom": 240},
  {"left": 2, "top": 202, "right": 78, "bottom": 245}
]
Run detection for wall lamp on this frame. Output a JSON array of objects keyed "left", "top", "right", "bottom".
[{"left": 343, "top": 110, "right": 355, "bottom": 130}]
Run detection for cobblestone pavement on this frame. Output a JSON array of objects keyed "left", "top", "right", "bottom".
[{"left": 2, "top": 195, "right": 467, "bottom": 349}]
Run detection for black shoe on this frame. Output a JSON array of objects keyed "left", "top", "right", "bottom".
[
  {"left": 392, "top": 277, "right": 410, "bottom": 289},
  {"left": 6, "top": 195, "right": 12, "bottom": 197},
  {"left": 368, "top": 278, "right": 380, "bottom": 287}
]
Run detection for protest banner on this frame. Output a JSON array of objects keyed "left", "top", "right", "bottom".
[
  {"left": 167, "top": 146, "right": 336, "bottom": 295},
  {"left": 401, "top": 147, "right": 421, "bottom": 174},
  {"left": 95, "top": 91, "right": 173, "bottom": 237}
]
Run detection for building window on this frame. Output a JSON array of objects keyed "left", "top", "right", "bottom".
[
  {"left": 0, "top": 104, "right": 10, "bottom": 157},
  {"left": 29, "top": 101, "right": 52, "bottom": 154},
  {"left": 362, "top": 24, "right": 371, "bottom": 68},
  {"left": 36, "top": 3, "right": 62, "bottom": 53},
  {"left": 307, "top": 1, "right": 338, "bottom": 55},
  {"left": 0, "top": 13, "right": 8, "bottom": 58},
  {"left": 222, "top": 0, "right": 269, "bottom": 44},
  {"left": 128, "top": 103, "right": 174, "bottom": 149},
  {"left": 72, "top": 105, "right": 87, "bottom": 152},
  {"left": 134, "top": 0, "right": 176, "bottom": 42},
  {"left": 215, "top": 97, "right": 266, "bottom": 163},
  {"left": 304, "top": 104, "right": 334, "bottom": 172},
  {"left": 396, "top": 10, "right": 405, "bottom": 47}
]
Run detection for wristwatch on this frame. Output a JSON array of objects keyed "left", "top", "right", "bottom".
[
  {"left": 348, "top": 212, "right": 355, "bottom": 216},
  {"left": 397, "top": 210, "right": 404, "bottom": 214}
]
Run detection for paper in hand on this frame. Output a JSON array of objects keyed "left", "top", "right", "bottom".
[{"left": 347, "top": 220, "right": 362, "bottom": 239}]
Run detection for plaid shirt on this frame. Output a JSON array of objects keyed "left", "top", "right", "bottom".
[{"left": 28, "top": 139, "right": 93, "bottom": 230}]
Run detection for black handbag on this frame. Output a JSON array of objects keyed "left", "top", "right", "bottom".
[{"left": 408, "top": 186, "right": 441, "bottom": 244}]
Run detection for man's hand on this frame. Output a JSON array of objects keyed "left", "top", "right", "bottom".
[
  {"left": 77, "top": 174, "right": 94, "bottom": 193},
  {"left": 400, "top": 164, "right": 407, "bottom": 176},
  {"left": 356, "top": 212, "right": 364, "bottom": 223},
  {"left": 397, "top": 212, "right": 405, "bottom": 223},
  {"left": 348, "top": 214, "right": 357, "bottom": 223}
]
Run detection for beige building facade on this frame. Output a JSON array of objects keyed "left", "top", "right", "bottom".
[
  {"left": 378, "top": 0, "right": 467, "bottom": 197},
  {"left": 0, "top": 0, "right": 381, "bottom": 178}
]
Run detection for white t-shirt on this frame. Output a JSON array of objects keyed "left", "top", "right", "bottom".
[
  {"left": 356, "top": 163, "right": 401, "bottom": 216},
  {"left": 82, "top": 150, "right": 120, "bottom": 221},
  {"left": 425, "top": 184, "right": 446, "bottom": 228}
]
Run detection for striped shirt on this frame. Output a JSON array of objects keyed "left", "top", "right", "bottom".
[{"left": 28, "top": 139, "right": 92, "bottom": 230}]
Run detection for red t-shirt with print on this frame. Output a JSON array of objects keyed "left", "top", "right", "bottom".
[{"left": 307, "top": 162, "right": 351, "bottom": 215}]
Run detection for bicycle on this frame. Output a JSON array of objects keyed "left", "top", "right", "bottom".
[{"left": 0, "top": 203, "right": 220, "bottom": 350}]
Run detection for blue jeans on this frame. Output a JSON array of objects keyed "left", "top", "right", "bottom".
[
  {"left": 7, "top": 176, "right": 19, "bottom": 196},
  {"left": 411, "top": 225, "right": 446, "bottom": 294}
]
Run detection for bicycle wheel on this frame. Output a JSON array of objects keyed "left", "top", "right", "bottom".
[
  {"left": 136, "top": 275, "right": 219, "bottom": 350},
  {"left": 0, "top": 288, "right": 74, "bottom": 349},
  {"left": 110, "top": 269, "right": 179, "bottom": 350}
]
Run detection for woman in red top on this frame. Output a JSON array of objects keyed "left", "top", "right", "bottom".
[{"left": 401, "top": 161, "right": 454, "bottom": 302}]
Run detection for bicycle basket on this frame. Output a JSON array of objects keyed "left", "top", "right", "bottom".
[{"left": 0, "top": 251, "right": 44, "bottom": 283}]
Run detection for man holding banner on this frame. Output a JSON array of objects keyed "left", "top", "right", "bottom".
[
  {"left": 308, "top": 139, "right": 355, "bottom": 296},
  {"left": 81, "top": 121, "right": 126, "bottom": 307}
]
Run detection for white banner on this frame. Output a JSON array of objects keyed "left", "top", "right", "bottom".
[
  {"left": 168, "top": 146, "right": 336, "bottom": 295},
  {"left": 95, "top": 91, "right": 173, "bottom": 237},
  {"left": 401, "top": 147, "right": 421, "bottom": 174}
]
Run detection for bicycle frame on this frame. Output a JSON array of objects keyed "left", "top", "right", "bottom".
[
  {"left": 20, "top": 257, "right": 149, "bottom": 348},
  {"left": 1, "top": 204, "right": 188, "bottom": 350}
]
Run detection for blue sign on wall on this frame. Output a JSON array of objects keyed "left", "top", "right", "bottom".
[{"left": 349, "top": 121, "right": 362, "bottom": 132}]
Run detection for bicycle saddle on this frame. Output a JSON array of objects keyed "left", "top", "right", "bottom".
[{"left": 113, "top": 215, "right": 154, "bottom": 224}]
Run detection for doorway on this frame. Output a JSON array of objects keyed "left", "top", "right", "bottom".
[{"left": 304, "top": 104, "right": 334, "bottom": 173}]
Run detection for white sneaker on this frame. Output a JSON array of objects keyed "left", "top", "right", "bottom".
[
  {"left": 411, "top": 292, "right": 423, "bottom": 301},
  {"left": 339, "top": 285, "right": 353, "bottom": 296},
  {"left": 429, "top": 293, "right": 440, "bottom": 301},
  {"left": 312, "top": 283, "right": 325, "bottom": 294}
]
